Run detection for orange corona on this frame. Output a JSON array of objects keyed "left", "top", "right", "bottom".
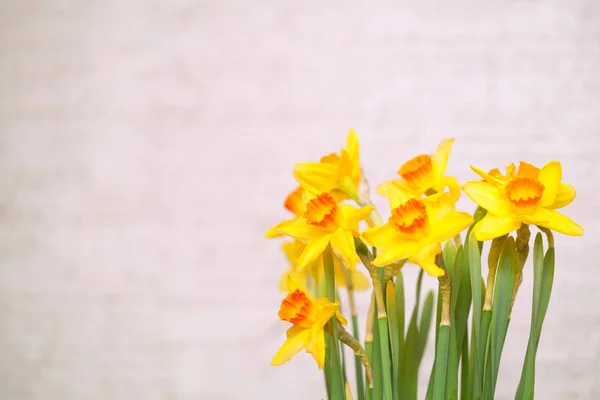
[
  {"left": 505, "top": 177, "right": 545, "bottom": 215},
  {"left": 278, "top": 289, "right": 315, "bottom": 328},
  {"left": 398, "top": 154, "right": 435, "bottom": 189},
  {"left": 390, "top": 198, "right": 429, "bottom": 236},
  {"left": 304, "top": 193, "right": 342, "bottom": 231}
]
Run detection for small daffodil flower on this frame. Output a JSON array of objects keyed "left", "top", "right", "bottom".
[
  {"left": 378, "top": 138, "right": 460, "bottom": 200},
  {"left": 278, "top": 240, "right": 370, "bottom": 293},
  {"left": 362, "top": 185, "right": 472, "bottom": 276},
  {"left": 267, "top": 188, "right": 373, "bottom": 272},
  {"left": 272, "top": 276, "right": 348, "bottom": 369},
  {"left": 463, "top": 161, "right": 583, "bottom": 241},
  {"left": 293, "top": 130, "right": 361, "bottom": 201}
]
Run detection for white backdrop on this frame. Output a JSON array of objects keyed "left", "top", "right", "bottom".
[{"left": 1, "top": 1, "right": 599, "bottom": 399}]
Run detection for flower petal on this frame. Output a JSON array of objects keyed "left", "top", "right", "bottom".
[
  {"left": 538, "top": 161, "right": 562, "bottom": 208},
  {"left": 293, "top": 162, "right": 338, "bottom": 193},
  {"left": 305, "top": 326, "right": 326, "bottom": 369},
  {"left": 351, "top": 270, "right": 371, "bottom": 291},
  {"left": 551, "top": 183, "right": 576, "bottom": 209},
  {"left": 314, "top": 299, "right": 341, "bottom": 326},
  {"left": 385, "top": 182, "right": 421, "bottom": 209},
  {"left": 362, "top": 223, "right": 407, "bottom": 248},
  {"left": 272, "top": 325, "right": 312, "bottom": 367},
  {"left": 432, "top": 138, "right": 454, "bottom": 176},
  {"left": 297, "top": 234, "right": 332, "bottom": 272},
  {"left": 470, "top": 165, "right": 505, "bottom": 185},
  {"left": 279, "top": 268, "right": 310, "bottom": 293},
  {"left": 436, "top": 175, "right": 461, "bottom": 201},
  {"left": 462, "top": 181, "right": 512, "bottom": 215},
  {"left": 273, "top": 218, "right": 327, "bottom": 242},
  {"left": 471, "top": 214, "right": 522, "bottom": 241},
  {"left": 523, "top": 208, "right": 583, "bottom": 236},
  {"left": 345, "top": 129, "right": 361, "bottom": 183},
  {"left": 371, "top": 240, "right": 419, "bottom": 267},
  {"left": 409, "top": 243, "right": 444, "bottom": 277},
  {"left": 330, "top": 230, "right": 359, "bottom": 270},
  {"left": 429, "top": 212, "right": 473, "bottom": 243},
  {"left": 340, "top": 204, "right": 374, "bottom": 232}
]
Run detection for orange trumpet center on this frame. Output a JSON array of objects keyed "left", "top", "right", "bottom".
[
  {"left": 304, "top": 193, "right": 342, "bottom": 231},
  {"left": 398, "top": 154, "right": 435, "bottom": 190},
  {"left": 390, "top": 198, "right": 429, "bottom": 237},
  {"left": 278, "top": 289, "right": 315, "bottom": 328},
  {"left": 284, "top": 186, "right": 305, "bottom": 217},
  {"left": 505, "top": 177, "right": 545, "bottom": 214}
]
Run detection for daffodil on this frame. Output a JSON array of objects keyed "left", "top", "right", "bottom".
[
  {"left": 272, "top": 276, "right": 348, "bottom": 369},
  {"left": 362, "top": 185, "right": 472, "bottom": 276},
  {"left": 472, "top": 161, "right": 577, "bottom": 209},
  {"left": 267, "top": 189, "right": 373, "bottom": 272},
  {"left": 463, "top": 161, "right": 583, "bottom": 241},
  {"left": 378, "top": 138, "right": 460, "bottom": 200},
  {"left": 278, "top": 240, "right": 370, "bottom": 292},
  {"left": 293, "top": 129, "right": 361, "bottom": 201}
]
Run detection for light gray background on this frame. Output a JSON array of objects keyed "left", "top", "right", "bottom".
[{"left": 1, "top": 1, "right": 599, "bottom": 399}]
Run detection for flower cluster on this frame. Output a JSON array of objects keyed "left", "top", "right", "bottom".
[{"left": 266, "top": 130, "right": 582, "bottom": 399}]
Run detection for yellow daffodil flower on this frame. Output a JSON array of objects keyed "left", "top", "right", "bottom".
[
  {"left": 267, "top": 189, "right": 373, "bottom": 272},
  {"left": 463, "top": 161, "right": 583, "bottom": 241},
  {"left": 472, "top": 161, "right": 577, "bottom": 209},
  {"left": 378, "top": 138, "right": 460, "bottom": 200},
  {"left": 278, "top": 240, "right": 370, "bottom": 292},
  {"left": 362, "top": 185, "right": 472, "bottom": 276},
  {"left": 293, "top": 129, "right": 361, "bottom": 201},
  {"left": 272, "top": 276, "right": 348, "bottom": 369}
]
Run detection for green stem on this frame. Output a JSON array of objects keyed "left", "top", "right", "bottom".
[
  {"left": 377, "top": 268, "right": 393, "bottom": 400},
  {"left": 324, "top": 246, "right": 346, "bottom": 400}
]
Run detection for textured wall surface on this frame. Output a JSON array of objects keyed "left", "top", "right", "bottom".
[{"left": 1, "top": 1, "right": 599, "bottom": 399}]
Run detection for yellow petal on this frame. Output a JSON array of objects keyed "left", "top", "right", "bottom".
[
  {"left": 462, "top": 181, "right": 512, "bottom": 215},
  {"left": 362, "top": 223, "right": 406, "bottom": 248},
  {"left": 432, "top": 138, "right": 454, "bottom": 176},
  {"left": 314, "top": 299, "right": 340, "bottom": 326},
  {"left": 551, "top": 183, "right": 576, "bottom": 209},
  {"left": 371, "top": 240, "right": 419, "bottom": 267},
  {"left": 523, "top": 208, "right": 583, "bottom": 236},
  {"left": 386, "top": 182, "right": 421, "bottom": 209},
  {"left": 409, "top": 243, "right": 444, "bottom": 277},
  {"left": 305, "top": 326, "right": 326, "bottom": 369},
  {"left": 279, "top": 268, "right": 310, "bottom": 293},
  {"left": 470, "top": 165, "right": 505, "bottom": 185},
  {"left": 346, "top": 129, "right": 360, "bottom": 165},
  {"left": 340, "top": 204, "right": 374, "bottom": 232},
  {"left": 274, "top": 218, "right": 327, "bottom": 242},
  {"left": 429, "top": 212, "right": 473, "bottom": 243},
  {"left": 346, "top": 381, "right": 355, "bottom": 400},
  {"left": 293, "top": 162, "right": 338, "bottom": 193},
  {"left": 271, "top": 325, "right": 311, "bottom": 366},
  {"left": 330, "top": 230, "right": 359, "bottom": 270},
  {"left": 471, "top": 214, "right": 522, "bottom": 241},
  {"left": 351, "top": 270, "right": 371, "bottom": 291},
  {"left": 437, "top": 175, "right": 461, "bottom": 201},
  {"left": 423, "top": 192, "right": 456, "bottom": 222},
  {"left": 336, "top": 309, "right": 348, "bottom": 326},
  {"left": 297, "top": 234, "right": 332, "bottom": 272},
  {"left": 538, "top": 161, "right": 562, "bottom": 208}
]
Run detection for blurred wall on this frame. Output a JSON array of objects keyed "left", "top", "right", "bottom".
[{"left": 1, "top": 1, "right": 599, "bottom": 399}]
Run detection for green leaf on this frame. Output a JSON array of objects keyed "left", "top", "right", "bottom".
[
  {"left": 399, "top": 269, "right": 424, "bottom": 400},
  {"left": 433, "top": 325, "right": 451, "bottom": 398},
  {"left": 467, "top": 233, "right": 483, "bottom": 399},
  {"left": 418, "top": 291, "right": 435, "bottom": 361},
  {"left": 371, "top": 313, "right": 382, "bottom": 400},
  {"left": 485, "top": 237, "right": 516, "bottom": 399}
]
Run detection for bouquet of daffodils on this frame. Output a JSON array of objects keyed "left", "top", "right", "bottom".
[{"left": 266, "top": 131, "right": 582, "bottom": 400}]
